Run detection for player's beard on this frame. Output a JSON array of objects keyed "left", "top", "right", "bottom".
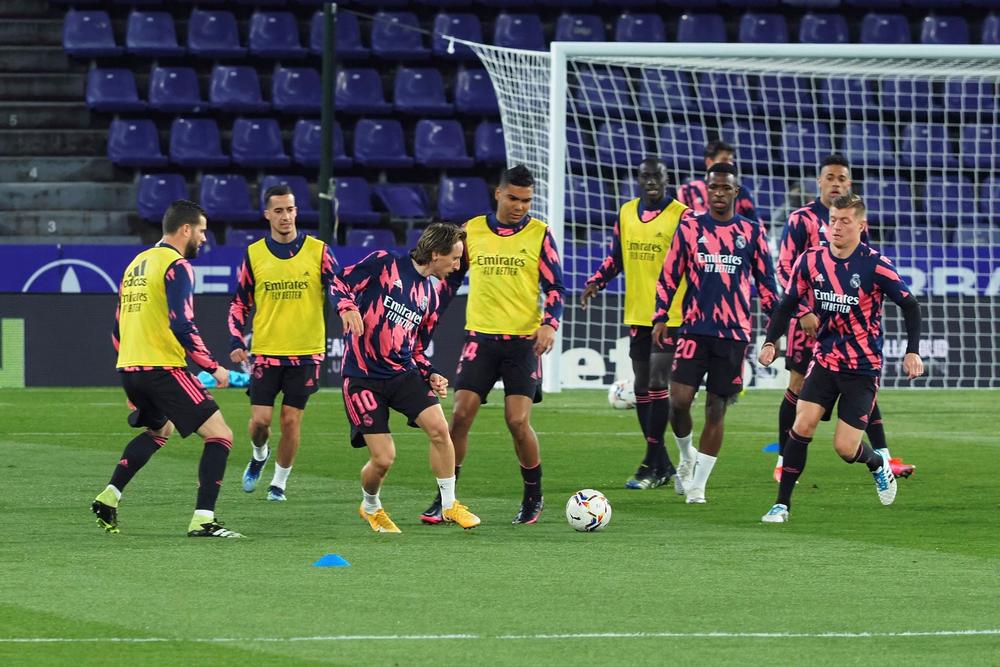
[{"left": 184, "top": 237, "right": 201, "bottom": 259}]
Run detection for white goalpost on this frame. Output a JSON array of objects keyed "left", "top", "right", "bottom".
[{"left": 453, "top": 39, "right": 1000, "bottom": 391}]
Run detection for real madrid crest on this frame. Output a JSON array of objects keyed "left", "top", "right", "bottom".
[
  {"left": 735, "top": 235, "right": 747, "bottom": 249},
  {"left": 850, "top": 273, "right": 861, "bottom": 289}
]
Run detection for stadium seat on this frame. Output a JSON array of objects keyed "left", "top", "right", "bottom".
[
  {"left": 782, "top": 120, "right": 834, "bottom": 166},
  {"left": 954, "top": 225, "right": 1000, "bottom": 246},
  {"left": 187, "top": 9, "right": 246, "bottom": 58},
  {"left": 346, "top": 228, "right": 396, "bottom": 249},
  {"left": 293, "top": 119, "right": 322, "bottom": 167},
  {"left": 352, "top": 118, "right": 415, "bottom": 168},
  {"left": 920, "top": 15, "right": 969, "bottom": 44},
  {"left": 371, "top": 12, "right": 430, "bottom": 59},
  {"left": 373, "top": 184, "right": 432, "bottom": 220},
  {"left": 86, "top": 69, "right": 145, "bottom": 113},
  {"left": 863, "top": 180, "right": 914, "bottom": 227},
  {"left": 438, "top": 176, "right": 491, "bottom": 222},
  {"left": 335, "top": 177, "right": 381, "bottom": 225},
  {"left": 677, "top": 13, "right": 727, "bottom": 42},
  {"left": 565, "top": 176, "right": 613, "bottom": 228},
  {"left": 881, "top": 79, "right": 940, "bottom": 117},
  {"left": 405, "top": 227, "right": 425, "bottom": 248},
  {"left": 148, "top": 67, "right": 205, "bottom": 113},
  {"left": 555, "top": 14, "right": 606, "bottom": 42},
  {"left": 474, "top": 121, "right": 506, "bottom": 165},
  {"left": 209, "top": 66, "right": 269, "bottom": 113},
  {"left": 333, "top": 122, "right": 352, "bottom": 169},
  {"left": 613, "top": 14, "right": 666, "bottom": 42},
  {"left": 169, "top": 117, "right": 230, "bottom": 168},
  {"left": 493, "top": 13, "right": 546, "bottom": 50},
  {"left": 225, "top": 228, "right": 270, "bottom": 247},
  {"left": 431, "top": 13, "right": 483, "bottom": 59},
  {"left": 860, "top": 13, "right": 910, "bottom": 43},
  {"left": 725, "top": 0, "right": 780, "bottom": 7},
  {"left": 960, "top": 125, "right": 1000, "bottom": 169},
  {"left": 573, "top": 70, "right": 633, "bottom": 117},
  {"left": 394, "top": 67, "right": 451, "bottom": 116},
  {"left": 695, "top": 72, "right": 753, "bottom": 115},
  {"left": 259, "top": 175, "right": 319, "bottom": 225},
  {"left": 844, "top": 0, "right": 901, "bottom": 9},
  {"left": 454, "top": 68, "right": 500, "bottom": 115},
  {"left": 980, "top": 181, "right": 1000, "bottom": 217},
  {"left": 336, "top": 68, "right": 392, "bottom": 114},
  {"left": 310, "top": 9, "right": 367, "bottom": 59},
  {"left": 271, "top": 67, "right": 321, "bottom": 114},
  {"left": 739, "top": 13, "right": 788, "bottom": 43},
  {"left": 983, "top": 14, "right": 1000, "bottom": 45},
  {"left": 750, "top": 176, "right": 783, "bottom": 225},
  {"left": 200, "top": 174, "right": 259, "bottom": 224},
  {"left": 892, "top": 225, "right": 949, "bottom": 247},
  {"left": 900, "top": 124, "right": 958, "bottom": 169},
  {"left": 636, "top": 69, "right": 692, "bottom": 114},
  {"left": 841, "top": 122, "right": 893, "bottom": 167},
  {"left": 946, "top": 80, "right": 996, "bottom": 115},
  {"left": 249, "top": 11, "right": 307, "bottom": 58},
  {"left": 594, "top": 120, "right": 646, "bottom": 166},
  {"left": 925, "top": 177, "right": 976, "bottom": 225},
  {"left": 755, "top": 74, "right": 813, "bottom": 116},
  {"left": 565, "top": 124, "right": 589, "bottom": 166},
  {"left": 783, "top": 0, "right": 840, "bottom": 7},
  {"left": 817, "top": 77, "right": 877, "bottom": 117},
  {"left": 107, "top": 119, "right": 167, "bottom": 167},
  {"left": 231, "top": 118, "right": 290, "bottom": 168},
  {"left": 658, "top": 124, "right": 708, "bottom": 174},
  {"left": 415, "top": 119, "right": 474, "bottom": 168},
  {"left": 719, "top": 120, "right": 772, "bottom": 167},
  {"left": 136, "top": 173, "right": 187, "bottom": 223},
  {"left": 126, "top": 10, "right": 184, "bottom": 56},
  {"left": 63, "top": 10, "right": 123, "bottom": 57},
  {"left": 798, "top": 12, "right": 849, "bottom": 43}
]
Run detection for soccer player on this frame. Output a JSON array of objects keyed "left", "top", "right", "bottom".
[
  {"left": 420, "top": 165, "right": 565, "bottom": 525},
  {"left": 758, "top": 193, "right": 924, "bottom": 523},
  {"left": 652, "top": 162, "right": 779, "bottom": 504},
  {"left": 774, "top": 155, "right": 914, "bottom": 482},
  {"left": 228, "top": 184, "right": 340, "bottom": 502},
  {"left": 581, "top": 157, "right": 695, "bottom": 492},
  {"left": 332, "top": 223, "right": 480, "bottom": 533},
  {"left": 677, "top": 140, "right": 759, "bottom": 221},
  {"left": 91, "top": 200, "right": 243, "bottom": 538}
]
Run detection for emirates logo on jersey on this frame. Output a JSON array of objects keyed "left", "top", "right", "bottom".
[{"left": 850, "top": 273, "right": 861, "bottom": 289}]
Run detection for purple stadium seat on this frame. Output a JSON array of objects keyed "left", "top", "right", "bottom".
[
  {"left": 636, "top": 70, "right": 691, "bottom": 113},
  {"left": 755, "top": 74, "right": 813, "bottom": 116},
  {"left": 925, "top": 177, "right": 975, "bottom": 224},
  {"left": 920, "top": 15, "right": 969, "bottom": 44},
  {"left": 863, "top": 180, "right": 914, "bottom": 227},
  {"left": 272, "top": 67, "right": 321, "bottom": 114},
  {"left": 594, "top": 121, "right": 646, "bottom": 166},
  {"left": 817, "top": 77, "right": 877, "bottom": 117},
  {"left": 881, "top": 79, "right": 940, "bottom": 117},
  {"left": 63, "top": 10, "right": 122, "bottom": 57},
  {"left": 983, "top": 14, "right": 1000, "bottom": 45},
  {"left": 231, "top": 118, "right": 291, "bottom": 168},
  {"left": 719, "top": 120, "right": 772, "bottom": 167},
  {"left": 454, "top": 68, "right": 500, "bottom": 115},
  {"left": 432, "top": 13, "right": 483, "bottom": 59},
  {"left": 841, "top": 122, "right": 893, "bottom": 167},
  {"left": 782, "top": 120, "right": 834, "bottom": 166},
  {"left": 346, "top": 228, "right": 396, "bottom": 249},
  {"left": 335, "top": 177, "right": 381, "bottom": 226},
  {"left": 200, "top": 174, "right": 259, "bottom": 224},
  {"left": 209, "top": 66, "right": 269, "bottom": 113},
  {"left": 783, "top": 0, "right": 840, "bottom": 7},
  {"left": 696, "top": 72, "right": 753, "bottom": 115},
  {"left": 187, "top": 9, "right": 245, "bottom": 58},
  {"left": 493, "top": 13, "right": 546, "bottom": 50},
  {"left": 565, "top": 176, "right": 612, "bottom": 228},
  {"left": 739, "top": 13, "right": 788, "bottom": 42},
  {"left": 86, "top": 69, "right": 145, "bottom": 113},
  {"left": 148, "top": 67, "right": 206, "bottom": 113},
  {"left": 371, "top": 12, "right": 430, "bottom": 59},
  {"left": 336, "top": 68, "right": 392, "bottom": 114},
  {"left": 907, "top": 0, "right": 961, "bottom": 8},
  {"left": 259, "top": 175, "right": 319, "bottom": 225},
  {"left": 293, "top": 119, "right": 321, "bottom": 167},
  {"left": 893, "top": 225, "right": 949, "bottom": 247},
  {"left": 415, "top": 119, "right": 474, "bottom": 168},
  {"left": 353, "top": 118, "right": 415, "bottom": 168},
  {"left": 900, "top": 124, "right": 958, "bottom": 169},
  {"left": 394, "top": 68, "right": 451, "bottom": 116},
  {"left": 573, "top": 70, "right": 633, "bottom": 117},
  {"left": 405, "top": 227, "right": 425, "bottom": 248},
  {"left": 249, "top": 11, "right": 307, "bottom": 58},
  {"left": 613, "top": 14, "right": 666, "bottom": 42},
  {"left": 108, "top": 119, "right": 167, "bottom": 167},
  {"left": 979, "top": 181, "right": 1000, "bottom": 217},
  {"left": 798, "top": 12, "right": 849, "bottom": 43},
  {"left": 373, "top": 184, "right": 431, "bottom": 220},
  {"left": 677, "top": 13, "right": 726, "bottom": 42},
  {"left": 961, "top": 125, "right": 1000, "bottom": 169},
  {"left": 333, "top": 122, "right": 352, "bottom": 169},
  {"left": 860, "top": 13, "right": 910, "bottom": 43},
  {"left": 946, "top": 80, "right": 996, "bottom": 115},
  {"left": 845, "top": 0, "right": 900, "bottom": 8},
  {"left": 479, "top": 0, "right": 536, "bottom": 6},
  {"left": 226, "top": 229, "right": 270, "bottom": 247},
  {"left": 136, "top": 174, "right": 187, "bottom": 223},
  {"left": 555, "top": 14, "right": 606, "bottom": 42},
  {"left": 438, "top": 176, "right": 491, "bottom": 222},
  {"left": 169, "top": 117, "right": 230, "bottom": 168},
  {"left": 474, "top": 121, "right": 506, "bottom": 165},
  {"left": 309, "top": 10, "right": 367, "bottom": 59},
  {"left": 658, "top": 124, "right": 708, "bottom": 173},
  {"left": 126, "top": 10, "right": 183, "bottom": 56},
  {"left": 749, "top": 176, "right": 783, "bottom": 224}
]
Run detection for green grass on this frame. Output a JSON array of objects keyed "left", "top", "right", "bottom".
[{"left": 1, "top": 387, "right": 998, "bottom": 666}]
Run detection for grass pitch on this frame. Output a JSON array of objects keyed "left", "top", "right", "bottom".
[{"left": 1, "top": 387, "right": 998, "bottom": 666}]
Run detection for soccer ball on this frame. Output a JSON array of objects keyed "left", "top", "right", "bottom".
[
  {"left": 565, "top": 489, "right": 612, "bottom": 532},
  {"left": 607, "top": 379, "right": 635, "bottom": 409}
]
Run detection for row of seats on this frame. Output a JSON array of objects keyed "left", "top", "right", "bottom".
[
  {"left": 52, "top": 0, "right": 1000, "bottom": 8},
  {"left": 337, "top": 68, "right": 499, "bottom": 116},
  {"left": 338, "top": 119, "right": 506, "bottom": 168}
]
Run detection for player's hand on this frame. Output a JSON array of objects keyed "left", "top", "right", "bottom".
[
  {"left": 758, "top": 342, "right": 777, "bottom": 367},
  {"left": 212, "top": 366, "right": 230, "bottom": 389},
  {"left": 341, "top": 309, "right": 364, "bottom": 336},
  {"left": 530, "top": 324, "right": 556, "bottom": 355},
  {"left": 230, "top": 348, "right": 249, "bottom": 364},
  {"left": 798, "top": 312, "right": 819, "bottom": 339},
  {"left": 652, "top": 322, "right": 668, "bottom": 349},
  {"left": 902, "top": 352, "right": 924, "bottom": 379},
  {"left": 428, "top": 373, "right": 449, "bottom": 399},
  {"left": 580, "top": 284, "right": 599, "bottom": 310}
]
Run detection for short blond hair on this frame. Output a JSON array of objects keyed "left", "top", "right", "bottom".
[
  {"left": 411, "top": 223, "right": 466, "bottom": 264},
  {"left": 831, "top": 192, "right": 866, "bottom": 217}
]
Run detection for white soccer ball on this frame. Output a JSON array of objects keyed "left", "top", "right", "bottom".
[
  {"left": 565, "top": 489, "right": 612, "bottom": 532},
  {"left": 607, "top": 379, "right": 636, "bottom": 409}
]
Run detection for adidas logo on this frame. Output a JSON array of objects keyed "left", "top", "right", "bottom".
[
  {"left": 305, "top": 378, "right": 314, "bottom": 387},
  {"left": 655, "top": 232, "right": 664, "bottom": 238},
  {"left": 698, "top": 235, "right": 708, "bottom": 244},
  {"left": 519, "top": 248, "right": 528, "bottom": 254},
  {"left": 732, "top": 375, "right": 743, "bottom": 385},
  {"left": 130, "top": 260, "right": 147, "bottom": 277},
  {"left": 303, "top": 270, "right": 310, "bottom": 276},
  {"left": 393, "top": 279, "right": 403, "bottom": 289}
]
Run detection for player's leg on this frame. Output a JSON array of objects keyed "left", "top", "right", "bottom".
[
  {"left": 865, "top": 401, "right": 914, "bottom": 478},
  {"left": 762, "top": 398, "right": 825, "bottom": 523},
  {"left": 505, "top": 394, "right": 544, "bottom": 524},
  {"left": 624, "top": 341, "right": 656, "bottom": 488},
  {"left": 266, "top": 365, "right": 321, "bottom": 500},
  {"left": 648, "top": 346, "right": 682, "bottom": 492},
  {"left": 243, "top": 364, "right": 278, "bottom": 493},
  {"left": 358, "top": 433, "right": 401, "bottom": 533},
  {"left": 420, "top": 388, "right": 481, "bottom": 524},
  {"left": 834, "top": 376, "right": 896, "bottom": 506},
  {"left": 778, "top": 319, "right": 811, "bottom": 479},
  {"left": 414, "top": 403, "right": 480, "bottom": 528},
  {"left": 184, "top": 409, "right": 243, "bottom": 537}
]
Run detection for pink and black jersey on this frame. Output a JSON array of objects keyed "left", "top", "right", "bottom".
[
  {"left": 677, "top": 179, "right": 758, "bottom": 222},
  {"left": 654, "top": 212, "right": 778, "bottom": 342},
  {"left": 777, "top": 200, "right": 871, "bottom": 290}
]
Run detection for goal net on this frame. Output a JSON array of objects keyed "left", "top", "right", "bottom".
[{"left": 458, "top": 41, "right": 1000, "bottom": 390}]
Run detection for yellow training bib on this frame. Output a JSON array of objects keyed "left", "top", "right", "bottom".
[
  {"left": 619, "top": 198, "right": 689, "bottom": 327},
  {"left": 116, "top": 245, "right": 187, "bottom": 368}
]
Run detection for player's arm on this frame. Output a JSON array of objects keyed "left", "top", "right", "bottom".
[
  {"left": 435, "top": 246, "right": 468, "bottom": 315},
  {"left": 112, "top": 286, "right": 122, "bottom": 352},
  {"left": 319, "top": 243, "right": 342, "bottom": 292},
  {"left": 227, "top": 250, "right": 254, "bottom": 362},
  {"left": 875, "top": 256, "right": 924, "bottom": 379},
  {"left": 651, "top": 218, "right": 689, "bottom": 346},
  {"left": 581, "top": 220, "right": 623, "bottom": 309},
  {"left": 752, "top": 224, "right": 780, "bottom": 316},
  {"left": 413, "top": 287, "right": 446, "bottom": 388},
  {"left": 330, "top": 251, "right": 387, "bottom": 335},
  {"left": 533, "top": 229, "right": 565, "bottom": 354},
  {"left": 759, "top": 255, "right": 808, "bottom": 366},
  {"left": 165, "top": 259, "right": 220, "bottom": 374}
]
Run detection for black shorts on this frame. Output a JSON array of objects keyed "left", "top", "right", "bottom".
[
  {"left": 630, "top": 325, "right": 677, "bottom": 360},
  {"left": 122, "top": 368, "right": 220, "bottom": 438},
  {"left": 342, "top": 369, "right": 439, "bottom": 448},
  {"left": 454, "top": 335, "right": 542, "bottom": 404},
  {"left": 670, "top": 335, "right": 747, "bottom": 398},
  {"left": 248, "top": 363, "right": 320, "bottom": 409},
  {"left": 784, "top": 318, "right": 814, "bottom": 375},
  {"left": 799, "top": 361, "right": 879, "bottom": 430}
]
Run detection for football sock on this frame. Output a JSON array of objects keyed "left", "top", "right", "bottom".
[
  {"left": 189, "top": 509, "right": 213, "bottom": 532},
  {"left": 777, "top": 430, "right": 811, "bottom": 508},
  {"left": 690, "top": 452, "right": 717, "bottom": 491},
  {"left": 634, "top": 391, "right": 651, "bottom": 442},
  {"left": 270, "top": 463, "right": 291, "bottom": 490},
  {"left": 675, "top": 432, "right": 696, "bottom": 465},
  {"left": 109, "top": 431, "right": 166, "bottom": 492},
  {"left": 646, "top": 388, "right": 672, "bottom": 470},
  {"left": 437, "top": 476, "right": 456, "bottom": 510},
  {"left": 252, "top": 442, "right": 269, "bottom": 462},
  {"left": 776, "top": 455, "right": 784, "bottom": 470},
  {"left": 849, "top": 442, "right": 884, "bottom": 472},
  {"left": 520, "top": 462, "right": 542, "bottom": 502},
  {"left": 363, "top": 489, "right": 381, "bottom": 514},
  {"left": 865, "top": 403, "right": 888, "bottom": 451},
  {"left": 778, "top": 390, "right": 798, "bottom": 456},
  {"left": 195, "top": 438, "right": 231, "bottom": 512},
  {"left": 430, "top": 465, "right": 459, "bottom": 506},
  {"left": 96, "top": 485, "right": 121, "bottom": 508}
]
